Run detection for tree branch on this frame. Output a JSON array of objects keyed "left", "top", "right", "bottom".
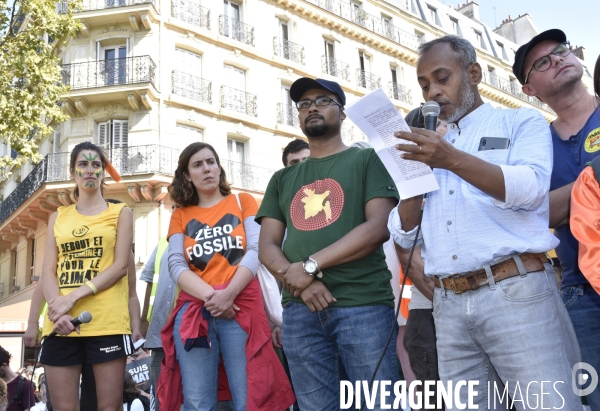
[{"left": 8, "top": 0, "right": 21, "bottom": 37}]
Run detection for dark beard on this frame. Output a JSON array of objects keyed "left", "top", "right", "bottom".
[{"left": 305, "top": 122, "right": 329, "bottom": 137}]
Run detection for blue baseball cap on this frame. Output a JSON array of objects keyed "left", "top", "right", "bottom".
[{"left": 290, "top": 77, "right": 346, "bottom": 106}]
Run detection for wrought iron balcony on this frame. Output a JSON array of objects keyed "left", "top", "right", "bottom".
[
  {"left": 388, "top": 82, "right": 412, "bottom": 105},
  {"left": 273, "top": 37, "right": 305, "bottom": 65},
  {"left": 357, "top": 69, "right": 381, "bottom": 90},
  {"left": 61, "top": 56, "right": 156, "bottom": 90},
  {"left": 321, "top": 56, "right": 350, "bottom": 82},
  {"left": 481, "top": 71, "right": 554, "bottom": 113},
  {"left": 277, "top": 103, "right": 300, "bottom": 129},
  {"left": 223, "top": 160, "right": 274, "bottom": 193},
  {"left": 0, "top": 158, "right": 47, "bottom": 226},
  {"left": 172, "top": 71, "right": 212, "bottom": 104},
  {"left": 307, "top": 0, "right": 422, "bottom": 51},
  {"left": 219, "top": 15, "right": 254, "bottom": 46},
  {"left": 220, "top": 86, "right": 257, "bottom": 117},
  {"left": 56, "top": 0, "right": 154, "bottom": 13},
  {"left": 171, "top": 0, "right": 210, "bottom": 30},
  {"left": 47, "top": 145, "right": 181, "bottom": 182}
]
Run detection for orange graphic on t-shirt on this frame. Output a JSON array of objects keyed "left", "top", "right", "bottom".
[{"left": 290, "top": 178, "right": 344, "bottom": 231}]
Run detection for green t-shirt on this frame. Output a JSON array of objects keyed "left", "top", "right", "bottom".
[{"left": 256, "top": 147, "right": 399, "bottom": 307}]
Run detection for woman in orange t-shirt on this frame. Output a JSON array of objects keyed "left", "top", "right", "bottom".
[{"left": 166, "top": 142, "right": 262, "bottom": 410}]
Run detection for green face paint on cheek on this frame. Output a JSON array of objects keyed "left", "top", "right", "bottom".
[
  {"left": 75, "top": 167, "right": 85, "bottom": 177},
  {"left": 94, "top": 170, "right": 102, "bottom": 178}
]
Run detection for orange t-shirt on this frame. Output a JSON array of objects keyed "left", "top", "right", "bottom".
[{"left": 168, "top": 193, "right": 258, "bottom": 286}]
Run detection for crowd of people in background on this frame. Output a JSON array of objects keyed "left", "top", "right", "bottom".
[{"left": 2, "top": 28, "right": 599, "bottom": 411}]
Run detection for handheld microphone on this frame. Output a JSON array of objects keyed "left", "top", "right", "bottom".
[
  {"left": 48, "top": 311, "right": 92, "bottom": 337},
  {"left": 422, "top": 101, "right": 441, "bottom": 131}
]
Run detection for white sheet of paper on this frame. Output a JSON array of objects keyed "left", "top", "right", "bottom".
[{"left": 345, "top": 88, "right": 439, "bottom": 198}]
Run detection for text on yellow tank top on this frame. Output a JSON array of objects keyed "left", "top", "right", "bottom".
[{"left": 42, "top": 202, "right": 131, "bottom": 337}]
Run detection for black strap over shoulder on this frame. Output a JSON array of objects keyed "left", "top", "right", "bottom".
[
  {"left": 590, "top": 155, "right": 600, "bottom": 184},
  {"left": 10, "top": 376, "right": 25, "bottom": 411}
]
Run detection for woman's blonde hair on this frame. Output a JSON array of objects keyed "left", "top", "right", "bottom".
[{"left": 0, "top": 379, "right": 8, "bottom": 411}]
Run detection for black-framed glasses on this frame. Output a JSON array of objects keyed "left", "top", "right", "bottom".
[
  {"left": 524, "top": 42, "right": 571, "bottom": 84},
  {"left": 296, "top": 97, "right": 342, "bottom": 110}
]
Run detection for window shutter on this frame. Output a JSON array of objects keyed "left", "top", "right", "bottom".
[
  {"left": 112, "top": 120, "right": 129, "bottom": 148},
  {"left": 98, "top": 121, "right": 109, "bottom": 148},
  {"left": 53, "top": 131, "right": 61, "bottom": 153}
]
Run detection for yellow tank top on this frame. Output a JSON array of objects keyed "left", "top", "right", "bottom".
[{"left": 42, "top": 202, "right": 131, "bottom": 337}]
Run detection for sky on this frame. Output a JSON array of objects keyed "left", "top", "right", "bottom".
[{"left": 467, "top": 0, "right": 599, "bottom": 71}]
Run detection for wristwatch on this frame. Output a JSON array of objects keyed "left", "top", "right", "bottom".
[{"left": 303, "top": 257, "right": 322, "bottom": 278}]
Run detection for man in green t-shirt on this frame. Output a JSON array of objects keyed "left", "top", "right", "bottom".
[{"left": 256, "top": 77, "right": 400, "bottom": 410}]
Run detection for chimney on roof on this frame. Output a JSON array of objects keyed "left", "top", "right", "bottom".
[
  {"left": 457, "top": 0, "right": 479, "bottom": 20},
  {"left": 571, "top": 45, "right": 585, "bottom": 61}
]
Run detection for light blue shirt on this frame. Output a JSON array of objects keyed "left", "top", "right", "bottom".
[{"left": 388, "top": 103, "right": 559, "bottom": 277}]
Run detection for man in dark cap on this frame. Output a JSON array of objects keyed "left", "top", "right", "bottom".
[
  {"left": 514, "top": 29, "right": 600, "bottom": 408},
  {"left": 256, "top": 78, "right": 400, "bottom": 409}
]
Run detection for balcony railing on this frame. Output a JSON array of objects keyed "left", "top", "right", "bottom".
[
  {"left": 357, "top": 69, "right": 381, "bottom": 90},
  {"left": 322, "top": 56, "right": 350, "bottom": 82},
  {"left": 47, "top": 145, "right": 181, "bottom": 183},
  {"left": 0, "top": 158, "right": 47, "bottom": 226},
  {"left": 172, "top": 71, "right": 212, "bottom": 104},
  {"left": 171, "top": 0, "right": 210, "bottom": 30},
  {"left": 277, "top": 103, "right": 300, "bottom": 129},
  {"left": 307, "top": 0, "right": 422, "bottom": 51},
  {"left": 273, "top": 37, "right": 305, "bottom": 65},
  {"left": 219, "top": 15, "right": 254, "bottom": 46},
  {"left": 388, "top": 82, "right": 412, "bottom": 105},
  {"left": 57, "top": 0, "right": 154, "bottom": 13},
  {"left": 61, "top": 56, "right": 156, "bottom": 90},
  {"left": 223, "top": 160, "right": 274, "bottom": 193},
  {"left": 481, "top": 71, "right": 554, "bottom": 113},
  {"left": 220, "top": 86, "right": 257, "bottom": 116}
]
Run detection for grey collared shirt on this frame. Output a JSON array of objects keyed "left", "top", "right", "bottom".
[{"left": 140, "top": 245, "right": 176, "bottom": 349}]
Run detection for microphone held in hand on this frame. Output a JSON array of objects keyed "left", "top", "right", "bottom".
[
  {"left": 48, "top": 311, "right": 92, "bottom": 337},
  {"left": 422, "top": 101, "right": 441, "bottom": 132}
]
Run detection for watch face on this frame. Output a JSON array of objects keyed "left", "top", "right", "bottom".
[{"left": 305, "top": 260, "right": 318, "bottom": 273}]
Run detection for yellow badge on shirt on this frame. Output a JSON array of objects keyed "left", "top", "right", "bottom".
[{"left": 584, "top": 127, "right": 600, "bottom": 153}]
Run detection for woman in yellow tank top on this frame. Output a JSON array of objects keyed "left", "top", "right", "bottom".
[{"left": 40, "top": 142, "right": 133, "bottom": 411}]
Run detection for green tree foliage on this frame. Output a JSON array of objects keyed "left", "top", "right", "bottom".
[{"left": 0, "top": 0, "right": 80, "bottom": 176}]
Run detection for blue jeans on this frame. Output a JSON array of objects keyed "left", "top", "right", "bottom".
[
  {"left": 562, "top": 284, "right": 600, "bottom": 410},
  {"left": 433, "top": 264, "right": 581, "bottom": 410},
  {"left": 173, "top": 302, "right": 248, "bottom": 411},
  {"left": 282, "top": 303, "right": 399, "bottom": 411}
]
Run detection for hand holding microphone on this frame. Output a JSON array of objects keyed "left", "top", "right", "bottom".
[
  {"left": 394, "top": 101, "right": 458, "bottom": 169},
  {"left": 49, "top": 311, "right": 92, "bottom": 337}
]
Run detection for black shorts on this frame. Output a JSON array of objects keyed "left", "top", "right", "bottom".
[{"left": 39, "top": 334, "right": 134, "bottom": 366}]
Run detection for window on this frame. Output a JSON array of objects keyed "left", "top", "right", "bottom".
[
  {"left": 427, "top": 6, "right": 440, "bottom": 26},
  {"left": 358, "top": 51, "right": 371, "bottom": 88},
  {"left": 353, "top": 1, "right": 366, "bottom": 26},
  {"left": 497, "top": 41, "right": 508, "bottom": 60},
  {"left": 96, "top": 40, "right": 128, "bottom": 85},
  {"left": 222, "top": 0, "right": 242, "bottom": 39},
  {"left": 280, "top": 85, "right": 297, "bottom": 127},
  {"left": 98, "top": 120, "right": 129, "bottom": 150},
  {"left": 278, "top": 19, "right": 290, "bottom": 58},
  {"left": 176, "top": 124, "right": 203, "bottom": 147},
  {"left": 173, "top": 48, "right": 208, "bottom": 102},
  {"left": 474, "top": 30, "right": 486, "bottom": 49},
  {"left": 487, "top": 66, "right": 497, "bottom": 87},
  {"left": 449, "top": 17, "right": 459, "bottom": 35},
  {"left": 224, "top": 64, "right": 245, "bottom": 92},
  {"left": 382, "top": 15, "right": 393, "bottom": 39},
  {"left": 415, "top": 30, "right": 424, "bottom": 45},
  {"left": 227, "top": 138, "right": 245, "bottom": 187},
  {"left": 324, "top": 40, "right": 335, "bottom": 61},
  {"left": 176, "top": 48, "right": 202, "bottom": 77}
]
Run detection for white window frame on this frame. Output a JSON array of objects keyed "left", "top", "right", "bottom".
[{"left": 98, "top": 119, "right": 129, "bottom": 150}]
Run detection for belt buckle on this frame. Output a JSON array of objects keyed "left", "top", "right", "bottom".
[{"left": 447, "top": 274, "right": 464, "bottom": 294}]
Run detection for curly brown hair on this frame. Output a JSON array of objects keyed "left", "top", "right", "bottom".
[
  {"left": 70, "top": 141, "right": 108, "bottom": 200},
  {"left": 169, "top": 142, "right": 231, "bottom": 207}
]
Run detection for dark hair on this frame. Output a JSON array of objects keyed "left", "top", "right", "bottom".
[
  {"left": 0, "top": 346, "right": 10, "bottom": 366},
  {"left": 106, "top": 199, "right": 123, "bottom": 204},
  {"left": 282, "top": 139, "right": 309, "bottom": 166},
  {"left": 123, "top": 371, "right": 141, "bottom": 403},
  {"left": 418, "top": 35, "right": 477, "bottom": 70},
  {"left": 405, "top": 106, "right": 425, "bottom": 128},
  {"left": 69, "top": 141, "right": 108, "bottom": 200},
  {"left": 168, "top": 142, "right": 231, "bottom": 207},
  {"left": 594, "top": 53, "right": 600, "bottom": 103}
]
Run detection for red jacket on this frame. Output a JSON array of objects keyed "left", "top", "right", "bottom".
[{"left": 158, "top": 277, "right": 296, "bottom": 411}]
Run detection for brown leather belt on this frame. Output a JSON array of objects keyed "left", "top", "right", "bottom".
[{"left": 434, "top": 253, "right": 549, "bottom": 294}]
